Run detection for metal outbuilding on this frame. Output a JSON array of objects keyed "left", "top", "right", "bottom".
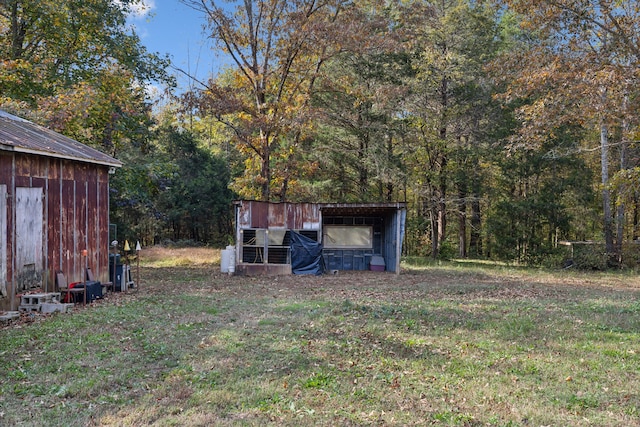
[
  {"left": 233, "top": 200, "right": 407, "bottom": 275},
  {"left": 0, "top": 110, "right": 122, "bottom": 311}
]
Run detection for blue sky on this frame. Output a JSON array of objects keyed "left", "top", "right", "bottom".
[{"left": 127, "top": 0, "right": 229, "bottom": 92}]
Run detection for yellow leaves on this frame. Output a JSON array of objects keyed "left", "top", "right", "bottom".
[{"left": 237, "top": 111, "right": 253, "bottom": 122}]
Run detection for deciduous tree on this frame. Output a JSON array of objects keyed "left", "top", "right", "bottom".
[
  {"left": 497, "top": 0, "right": 640, "bottom": 259},
  {"left": 0, "top": 0, "right": 172, "bottom": 154},
  {"left": 182, "top": 0, "right": 389, "bottom": 201}
]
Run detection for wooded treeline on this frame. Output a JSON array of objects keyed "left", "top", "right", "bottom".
[{"left": 3, "top": 0, "right": 640, "bottom": 267}]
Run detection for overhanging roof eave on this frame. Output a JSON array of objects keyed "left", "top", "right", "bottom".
[{"left": 0, "top": 144, "right": 123, "bottom": 168}]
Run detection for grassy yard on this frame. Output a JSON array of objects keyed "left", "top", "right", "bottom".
[{"left": 1, "top": 248, "right": 640, "bottom": 426}]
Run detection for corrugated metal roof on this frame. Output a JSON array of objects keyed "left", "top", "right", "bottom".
[
  {"left": 0, "top": 110, "right": 122, "bottom": 168},
  {"left": 234, "top": 200, "right": 407, "bottom": 229},
  {"left": 319, "top": 202, "right": 407, "bottom": 216}
]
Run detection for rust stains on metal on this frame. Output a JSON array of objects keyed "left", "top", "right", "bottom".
[
  {"left": 234, "top": 200, "right": 406, "bottom": 229},
  {"left": 0, "top": 110, "right": 122, "bottom": 168},
  {"left": 234, "top": 201, "right": 322, "bottom": 230},
  {"left": 0, "top": 110, "right": 120, "bottom": 311}
]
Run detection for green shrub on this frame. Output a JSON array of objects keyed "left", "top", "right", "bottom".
[
  {"left": 619, "top": 243, "right": 640, "bottom": 269},
  {"left": 570, "top": 243, "right": 608, "bottom": 270},
  {"left": 437, "top": 240, "right": 457, "bottom": 261}
]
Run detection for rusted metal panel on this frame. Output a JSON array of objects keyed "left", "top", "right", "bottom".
[
  {"left": 48, "top": 158, "right": 61, "bottom": 180},
  {"left": 0, "top": 155, "right": 14, "bottom": 311},
  {"left": 0, "top": 112, "right": 120, "bottom": 310},
  {"left": 87, "top": 169, "right": 98, "bottom": 279},
  {"left": 62, "top": 159, "right": 75, "bottom": 181},
  {"left": 285, "top": 203, "right": 296, "bottom": 229},
  {"left": 236, "top": 201, "right": 250, "bottom": 228},
  {"left": 14, "top": 175, "right": 29, "bottom": 187},
  {"left": 268, "top": 203, "right": 286, "bottom": 228},
  {"left": 0, "top": 110, "right": 122, "bottom": 168},
  {"left": 300, "top": 203, "right": 321, "bottom": 230},
  {"left": 75, "top": 181, "right": 88, "bottom": 281},
  {"left": 32, "top": 177, "right": 48, "bottom": 291},
  {"left": 96, "top": 171, "right": 110, "bottom": 283},
  {"left": 47, "top": 162, "right": 62, "bottom": 281},
  {"left": 17, "top": 153, "right": 47, "bottom": 178},
  {"left": 251, "top": 201, "right": 269, "bottom": 228},
  {"left": 30, "top": 177, "right": 47, "bottom": 191},
  {"left": 0, "top": 185, "right": 7, "bottom": 299},
  {"left": 0, "top": 153, "right": 11, "bottom": 184},
  {"left": 60, "top": 179, "right": 76, "bottom": 284},
  {"left": 236, "top": 201, "right": 322, "bottom": 231},
  {"left": 16, "top": 153, "right": 31, "bottom": 178}
]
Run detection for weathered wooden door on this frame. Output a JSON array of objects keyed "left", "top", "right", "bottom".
[{"left": 15, "top": 187, "right": 44, "bottom": 292}]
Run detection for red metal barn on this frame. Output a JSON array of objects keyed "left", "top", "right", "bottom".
[
  {"left": 233, "top": 200, "right": 407, "bottom": 275},
  {"left": 0, "top": 110, "right": 121, "bottom": 311}
]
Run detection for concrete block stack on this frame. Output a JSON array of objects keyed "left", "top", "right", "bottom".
[
  {"left": 18, "top": 292, "right": 72, "bottom": 314},
  {"left": 0, "top": 311, "right": 20, "bottom": 323}
]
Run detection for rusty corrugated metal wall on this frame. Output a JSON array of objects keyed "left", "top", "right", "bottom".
[
  {"left": 0, "top": 152, "right": 111, "bottom": 311},
  {"left": 236, "top": 201, "right": 321, "bottom": 230}
]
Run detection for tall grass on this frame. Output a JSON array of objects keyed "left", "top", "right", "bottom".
[{"left": 140, "top": 245, "right": 221, "bottom": 267}]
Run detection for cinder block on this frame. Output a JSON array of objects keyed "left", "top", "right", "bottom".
[
  {"left": 20, "top": 293, "right": 61, "bottom": 306},
  {"left": 0, "top": 311, "right": 20, "bottom": 323},
  {"left": 40, "top": 303, "right": 74, "bottom": 314},
  {"left": 18, "top": 305, "right": 41, "bottom": 313}
]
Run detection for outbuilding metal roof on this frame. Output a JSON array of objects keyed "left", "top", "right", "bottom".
[
  {"left": 319, "top": 202, "right": 407, "bottom": 216},
  {"left": 234, "top": 200, "right": 407, "bottom": 230},
  {"left": 0, "top": 110, "right": 122, "bottom": 168}
]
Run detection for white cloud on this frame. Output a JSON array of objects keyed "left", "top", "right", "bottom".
[{"left": 114, "top": 0, "right": 155, "bottom": 20}]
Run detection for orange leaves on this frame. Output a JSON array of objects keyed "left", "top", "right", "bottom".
[
  {"left": 186, "top": 0, "right": 362, "bottom": 200},
  {"left": 492, "top": 0, "right": 640, "bottom": 154}
]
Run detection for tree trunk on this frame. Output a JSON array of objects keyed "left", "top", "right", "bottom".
[
  {"left": 436, "top": 66, "right": 448, "bottom": 257},
  {"left": 260, "top": 132, "right": 270, "bottom": 201},
  {"left": 469, "top": 161, "right": 482, "bottom": 257},
  {"left": 601, "top": 124, "right": 614, "bottom": 255},
  {"left": 9, "top": 1, "right": 26, "bottom": 59},
  {"left": 615, "top": 113, "right": 629, "bottom": 261},
  {"left": 615, "top": 141, "right": 625, "bottom": 260},
  {"left": 359, "top": 132, "right": 369, "bottom": 199},
  {"left": 430, "top": 205, "right": 439, "bottom": 259},
  {"left": 458, "top": 187, "right": 467, "bottom": 258},
  {"left": 470, "top": 195, "right": 481, "bottom": 256},
  {"left": 385, "top": 133, "right": 394, "bottom": 202},
  {"left": 634, "top": 196, "right": 639, "bottom": 241},
  {"left": 437, "top": 160, "right": 447, "bottom": 255}
]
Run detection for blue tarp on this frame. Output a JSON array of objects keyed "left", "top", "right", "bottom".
[{"left": 290, "top": 231, "right": 323, "bottom": 275}]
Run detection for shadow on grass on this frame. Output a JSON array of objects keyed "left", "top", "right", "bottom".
[{"left": 2, "top": 264, "right": 640, "bottom": 426}]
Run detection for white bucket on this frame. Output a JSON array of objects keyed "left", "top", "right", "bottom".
[
  {"left": 220, "top": 249, "right": 231, "bottom": 273},
  {"left": 226, "top": 245, "right": 236, "bottom": 275}
]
